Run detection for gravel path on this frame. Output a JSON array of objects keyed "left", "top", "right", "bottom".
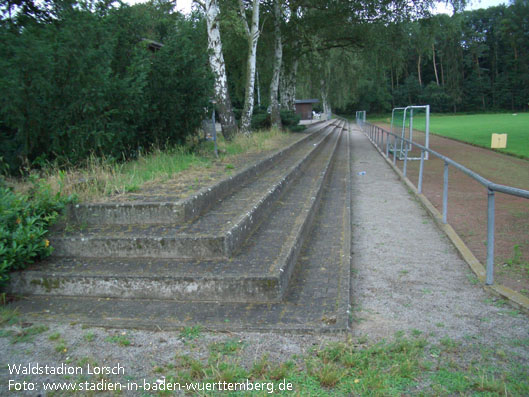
[{"left": 348, "top": 123, "right": 528, "bottom": 347}]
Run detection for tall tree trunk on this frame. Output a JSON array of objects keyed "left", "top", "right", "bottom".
[
  {"left": 269, "top": 0, "right": 282, "bottom": 129},
  {"left": 280, "top": 58, "right": 297, "bottom": 111},
  {"left": 321, "top": 79, "right": 331, "bottom": 119},
  {"left": 432, "top": 43, "right": 439, "bottom": 86},
  {"left": 417, "top": 53, "right": 422, "bottom": 86},
  {"left": 204, "top": 0, "right": 237, "bottom": 140},
  {"left": 256, "top": 68, "right": 261, "bottom": 107},
  {"left": 440, "top": 56, "right": 445, "bottom": 86},
  {"left": 239, "top": 0, "right": 260, "bottom": 134}
]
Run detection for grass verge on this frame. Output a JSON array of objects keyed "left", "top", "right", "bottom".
[{"left": 6, "top": 128, "right": 295, "bottom": 203}]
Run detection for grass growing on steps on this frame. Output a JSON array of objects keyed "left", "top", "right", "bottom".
[{"left": 8, "top": 128, "right": 292, "bottom": 202}]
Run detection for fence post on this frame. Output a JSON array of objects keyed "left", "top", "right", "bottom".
[
  {"left": 403, "top": 146, "right": 409, "bottom": 177},
  {"left": 442, "top": 162, "right": 449, "bottom": 224},
  {"left": 418, "top": 149, "right": 425, "bottom": 193},
  {"left": 486, "top": 189, "right": 495, "bottom": 285},
  {"left": 385, "top": 131, "right": 389, "bottom": 157}
]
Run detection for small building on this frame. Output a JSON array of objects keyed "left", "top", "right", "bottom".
[{"left": 295, "top": 99, "right": 319, "bottom": 120}]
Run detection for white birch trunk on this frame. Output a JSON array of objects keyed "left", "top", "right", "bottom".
[
  {"left": 269, "top": 0, "right": 282, "bottom": 129},
  {"left": 239, "top": 0, "right": 260, "bottom": 134},
  {"left": 280, "top": 58, "right": 297, "bottom": 112},
  {"left": 203, "top": 0, "right": 238, "bottom": 140},
  {"left": 256, "top": 68, "right": 261, "bottom": 107},
  {"left": 321, "top": 79, "right": 331, "bottom": 120}
]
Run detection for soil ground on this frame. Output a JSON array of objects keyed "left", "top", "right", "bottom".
[{"left": 375, "top": 122, "right": 529, "bottom": 297}]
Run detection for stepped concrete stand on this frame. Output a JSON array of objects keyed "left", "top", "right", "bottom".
[{"left": 9, "top": 119, "right": 354, "bottom": 332}]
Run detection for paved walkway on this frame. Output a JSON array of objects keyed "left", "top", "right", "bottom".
[{"left": 348, "top": 123, "right": 529, "bottom": 349}]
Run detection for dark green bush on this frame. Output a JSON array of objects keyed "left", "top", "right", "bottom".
[
  {"left": 280, "top": 110, "right": 302, "bottom": 131},
  {"left": 0, "top": 2, "right": 212, "bottom": 173},
  {"left": 250, "top": 112, "right": 270, "bottom": 130},
  {"left": 0, "top": 180, "right": 72, "bottom": 287},
  {"left": 250, "top": 109, "right": 303, "bottom": 132}
]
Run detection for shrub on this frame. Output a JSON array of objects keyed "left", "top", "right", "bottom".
[
  {"left": 280, "top": 110, "right": 304, "bottom": 132},
  {"left": 0, "top": 179, "right": 72, "bottom": 287},
  {"left": 0, "top": 3, "right": 212, "bottom": 173}
]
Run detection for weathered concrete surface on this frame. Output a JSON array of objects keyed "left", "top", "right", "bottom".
[
  {"left": 51, "top": 125, "right": 337, "bottom": 260},
  {"left": 8, "top": 125, "right": 352, "bottom": 331},
  {"left": 9, "top": 126, "right": 344, "bottom": 303},
  {"left": 348, "top": 123, "right": 529, "bottom": 343}
]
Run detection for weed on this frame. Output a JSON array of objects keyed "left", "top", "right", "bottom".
[
  {"left": 0, "top": 307, "right": 19, "bottom": 326},
  {"left": 105, "top": 334, "right": 131, "bottom": 346},
  {"left": 311, "top": 361, "right": 344, "bottom": 387},
  {"left": 411, "top": 329, "right": 423, "bottom": 337},
  {"left": 505, "top": 244, "right": 524, "bottom": 266},
  {"left": 466, "top": 273, "right": 480, "bottom": 285},
  {"left": 48, "top": 332, "right": 60, "bottom": 341},
  {"left": 83, "top": 332, "right": 95, "bottom": 342},
  {"left": 10, "top": 325, "right": 48, "bottom": 344},
  {"left": 55, "top": 340, "right": 68, "bottom": 354},
  {"left": 179, "top": 325, "right": 202, "bottom": 340},
  {"left": 209, "top": 339, "right": 244, "bottom": 355}
]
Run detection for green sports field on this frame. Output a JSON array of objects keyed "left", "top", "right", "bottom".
[{"left": 372, "top": 113, "right": 529, "bottom": 159}]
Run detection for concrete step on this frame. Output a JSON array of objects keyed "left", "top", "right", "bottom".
[
  {"left": 66, "top": 120, "right": 335, "bottom": 226},
  {"left": 8, "top": 122, "right": 353, "bottom": 331},
  {"left": 50, "top": 123, "right": 341, "bottom": 259},
  {"left": 9, "top": 123, "right": 346, "bottom": 303}
]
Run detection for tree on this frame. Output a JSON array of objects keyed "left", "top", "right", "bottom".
[
  {"left": 238, "top": 0, "right": 261, "bottom": 134},
  {"left": 195, "top": 0, "right": 238, "bottom": 140},
  {"left": 269, "top": 0, "right": 282, "bottom": 128}
]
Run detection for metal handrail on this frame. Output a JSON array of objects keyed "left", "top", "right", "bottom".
[{"left": 359, "top": 121, "right": 529, "bottom": 286}]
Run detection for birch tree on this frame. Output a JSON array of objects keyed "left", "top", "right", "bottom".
[
  {"left": 195, "top": 0, "right": 238, "bottom": 140},
  {"left": 269, "top": 0, "right": 282, "bottom": 128},
  {"left": 238, "top": 0, "right": 260, "bottom": 134}
]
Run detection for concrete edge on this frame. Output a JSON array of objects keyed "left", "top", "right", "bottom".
[
  {"left": 224, "top": 127, "right": 335, "bottom": 257},
  {"left": 359, "top": 125, "right": 529, "bottom": 316},
  {"left": 18, "top": 310, "right": 350, "bottom": 334},
  {"left": 277, "top": 124, "right": 343, "bottom": 298},
  {"left": 343, "top": 123, "right": 353, "bottom": 330}
]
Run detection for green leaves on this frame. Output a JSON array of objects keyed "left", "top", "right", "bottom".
[
  {"left": 0, "top": 180, "right": 71, "bottom": 287},
  {"left": 0, "top": 1, "right": 212, "bottom": 174}
]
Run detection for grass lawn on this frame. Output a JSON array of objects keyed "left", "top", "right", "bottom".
[{"left": 370, "top": 113, "right": 529, "bottom": 159}]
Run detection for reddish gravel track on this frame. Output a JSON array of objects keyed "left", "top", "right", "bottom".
[{"left": 374, "top": 122, "right": 529, "bottom": 296}]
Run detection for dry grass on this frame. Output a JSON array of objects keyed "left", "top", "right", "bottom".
[{"left": 7, "top": 128, "right": 294, "bottom": 203}]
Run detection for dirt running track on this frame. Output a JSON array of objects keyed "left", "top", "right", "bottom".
[{"left": 375, "top": 122, "right": 529, "bottom": 296}]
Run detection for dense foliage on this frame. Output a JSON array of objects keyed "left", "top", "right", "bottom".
[
  {"left": 0, "top": 180, "right": 72, "bottom": 286},
  {"left": 250, "top": 107, "right": 303, "bottom": 132},
  {"left": 0, "top": 0, "right": 212, "bottom": 174},
  {"left": 328, "top": 0, "right": 529, "bottom": 113}
]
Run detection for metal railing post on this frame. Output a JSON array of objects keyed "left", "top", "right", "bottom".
[
  {"left": 486, "top": 189, "right": 495, "bottom": 285},
  {"left": 442, "top": 162, "right": 449, "bottom": 224},
  {"left": 403, "top": 146, "right": 409, "bottom": 177},
  {"left": 418, "top": 149, "right": 425, "bottom": 193},
  {"left": 385, "top": 131, "right": 389, "bottom": 157},
  {"left": 393, "top": 138, "right": 397, "bottom": 164}
]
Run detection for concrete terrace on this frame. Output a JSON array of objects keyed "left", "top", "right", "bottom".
[{"left": 7, "top": 122, "right": 529, "bottom": 340}]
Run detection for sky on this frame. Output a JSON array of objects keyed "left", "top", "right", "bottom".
[{"left": 125, "top": 0, "right": 510, "bottom": 15}]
